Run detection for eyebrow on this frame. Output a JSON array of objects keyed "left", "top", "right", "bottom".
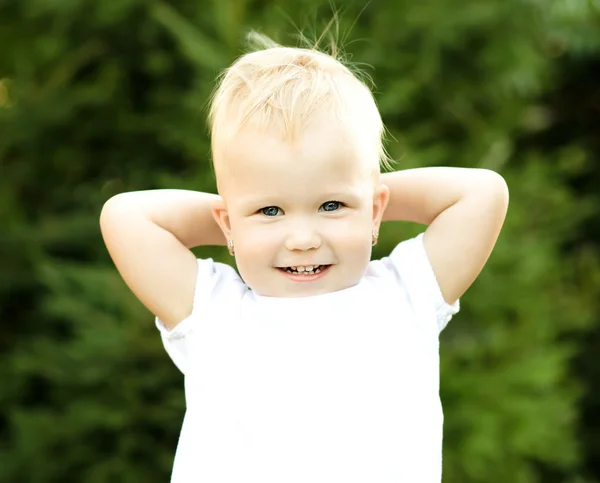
[
  {"left": 325, "top": 192, "right": 361, "bottom": 200},
  {"left": 243, "top": 191, "right": 362, "bottom": 207}
]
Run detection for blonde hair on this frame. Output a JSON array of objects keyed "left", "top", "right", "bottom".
[{"left": 208, "top": 31, "right": 392, "bottom": 172}]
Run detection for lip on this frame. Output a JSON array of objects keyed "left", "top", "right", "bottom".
[{"left": 276, "top": 264, "right": 332, "bottom": 282}]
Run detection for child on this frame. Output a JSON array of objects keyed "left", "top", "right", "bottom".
[{"left": 100, "top": 33, "right": 509, "bottom": 483}]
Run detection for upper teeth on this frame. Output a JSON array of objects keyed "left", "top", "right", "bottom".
[{"left": 294, "top": 266, "right": 314, "bottom": 272}]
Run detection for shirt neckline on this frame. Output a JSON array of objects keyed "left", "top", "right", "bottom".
[{"left": 248, "top": 279, "right": 365, "bottom": 306}]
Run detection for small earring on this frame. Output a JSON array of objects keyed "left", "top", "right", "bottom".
[
  {"left": 227, "top": 239, "right": 235, "bottom": 256},
  {"left": 372, "top": 231, "right": 379, "bottom": 246}
]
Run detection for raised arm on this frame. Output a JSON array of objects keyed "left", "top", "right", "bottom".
[
  {"left": 100, "top": 190, "right": 225, "bottom": 330},
  {"left": 381, "top": 167, "right": 509, "bottom": 305}
]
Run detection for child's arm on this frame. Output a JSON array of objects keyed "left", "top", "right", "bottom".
[
  {"left": 100, "top": 190, "right": 225, "bottom": 330},
  {"left": 380, "top": 167, "right": 509, "bottom": 305}
]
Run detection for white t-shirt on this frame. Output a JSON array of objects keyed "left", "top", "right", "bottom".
[{"left": 156, "top": 233, "right": 459, "bottom": 483}]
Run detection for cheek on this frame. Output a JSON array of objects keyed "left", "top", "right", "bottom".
[
  {"left": 325, "top": 218, "right": 372, "bottom": 256},
  {"left": 230, "top": 223, "right": 276, "bottom": 286},
  {"left": 342, "top": 231, "right": 372, "bottom": 259},
  {"left": 232, "top": 220, "right": 278, "bottom": 259}
]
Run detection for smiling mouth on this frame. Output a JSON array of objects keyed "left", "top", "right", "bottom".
[{"left": 277, "top": 265, "right": 331, "bottom": 275}]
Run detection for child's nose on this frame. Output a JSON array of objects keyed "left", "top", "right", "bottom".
[{"left": 284, "top": 225, "right": 321, "bottom": 252}]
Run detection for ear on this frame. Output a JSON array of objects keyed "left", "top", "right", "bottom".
[
  {"left": 372, "top": 183, "right": 390, "bottom": 230},
  {"left": 210, "top": 197, "right": 232, "bottom": 240}
]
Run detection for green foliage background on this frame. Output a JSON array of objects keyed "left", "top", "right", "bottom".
[{"left": 1, "top": 0, "right": 599, "bottom": 481}]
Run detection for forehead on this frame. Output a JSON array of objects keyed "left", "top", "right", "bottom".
[{"left": 215, "top": 118, "right": 375, "bottom": 200}]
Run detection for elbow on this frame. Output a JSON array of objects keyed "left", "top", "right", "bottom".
[
  {"left": 478, "top": 170, "right": 510, "bottom": 222},
  {"left": 479, "top": 169, "right": 509, "bottom": 205}
]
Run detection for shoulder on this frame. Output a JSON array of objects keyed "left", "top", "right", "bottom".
[
  {"left": 367, "top": 234, "right": 460, "bottom": 332},
  {"left": 154, "top": 258, "right": 246, "bottom": 374},
  {"left": 190, "top": 258, "right": 246, "bottom": 306},
  {"left": 157, "top": 258, "right": 246, "bottom": 333},
  {"left": 366, "top": 234, "right": 425, "bottom": 281}
]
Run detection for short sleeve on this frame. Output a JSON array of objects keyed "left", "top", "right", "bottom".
[
  {"left": 383, "top": 233, "right": 460, "bottom": 333},
  {"left": 154, "top": 258, "right": 243, "bottom": 374}
]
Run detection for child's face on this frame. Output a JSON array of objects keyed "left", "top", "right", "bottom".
[{"left": 212, "top": 118, "right": 389, "bottom": 298}]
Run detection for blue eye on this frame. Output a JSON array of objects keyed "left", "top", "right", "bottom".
[
  {"left": 261, "top": 206, "right": 282, "bottom": 217},
  {"left": 320, "top": 201, "right": 342, "bottom": 212}
]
